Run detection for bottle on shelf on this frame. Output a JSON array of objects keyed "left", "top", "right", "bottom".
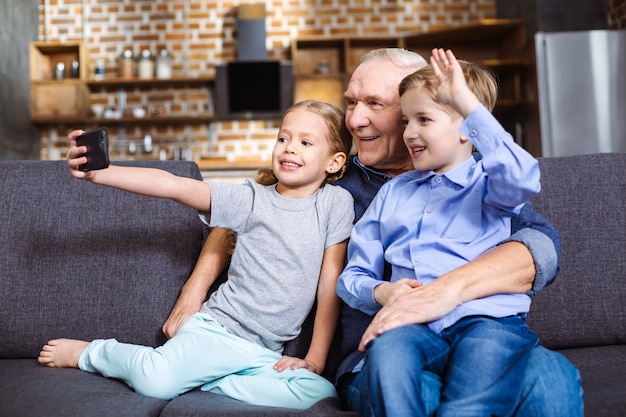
[
  {"left": 119, "top": 50, "right": 134, "bottom": 79},
  {"left": 94, "top": 59, "right": 106, "bottom": 80},
  {"left": 156, "top": 49, "right": 172, "bottom": 79},
  {"left": 138, "top": 50, "right": 154, "bottom": 79}
]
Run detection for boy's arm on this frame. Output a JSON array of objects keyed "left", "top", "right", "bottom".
[{"left": 162, "top": 227, "right": 234, "bottom": 338}]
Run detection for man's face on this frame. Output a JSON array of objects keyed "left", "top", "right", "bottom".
[{"left": 343, "top": 59, "right": 423, "bottom": 176}]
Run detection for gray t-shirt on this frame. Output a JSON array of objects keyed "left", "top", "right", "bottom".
[{"left": 199, "top": 179, "right": 354, "bottom": 353}]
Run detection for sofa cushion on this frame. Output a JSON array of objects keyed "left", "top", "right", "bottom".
[
  {"left": 161, "top": 390, "right": 358, "bottom": 417},
  {"left": 0, "top": 359, "right": 168, "bottom": 417},
  {"left": 560, "top": 345, "right": 626, "bottom": 417},
  {"left": 527, "top": 153, "right": 626, "bottom": 349},
  {"left": 0, "top": 160, "right": 207, "bottom": 358}
]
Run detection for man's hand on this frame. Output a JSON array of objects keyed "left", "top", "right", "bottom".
[{"left": 359, "top": 278, "right": 463, "bottom": 351}]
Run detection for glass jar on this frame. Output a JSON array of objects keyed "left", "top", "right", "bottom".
[
  {"left": 54, "top": 62, "right": 65, "bottom": 80},
  {"left": 94, "top": 59, "right": 106, "bottom": 80},
  {"left": 138, "top": 50, "right": 154, "bottom": 79},
  {"left": 156, "top": 49, "right": 172, "bottom": 79},
  {"left": 119, "top": 50, "right": 134, "bottom": 79}
]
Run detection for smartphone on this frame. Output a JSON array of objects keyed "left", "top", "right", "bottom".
[{"left": 76, "top": 128, "right": 110, "bottom": 171}]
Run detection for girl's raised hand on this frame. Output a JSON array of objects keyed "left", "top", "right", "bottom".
[{"left": 66, "top": 129, "right": 93, "bottom": 179}]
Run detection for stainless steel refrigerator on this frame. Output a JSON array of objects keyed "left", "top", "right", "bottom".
[{"left": 535, "top": 30, "right": 626, "bottom": 157}]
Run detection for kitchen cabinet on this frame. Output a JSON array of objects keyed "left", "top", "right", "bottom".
[
  {"left": 30, "top": 41, "right": 90, "bottom": 120},
  {"left": 30, "top": 41, "right": 216, "bottom": 160}
]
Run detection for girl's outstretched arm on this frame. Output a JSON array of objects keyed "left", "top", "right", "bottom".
[{"left": 67, "top": 129, "right": 212, "bottom": 212}]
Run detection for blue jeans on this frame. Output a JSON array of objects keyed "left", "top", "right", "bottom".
[{"left": 338, "top": 317, "right": 583, "bottom": 417}]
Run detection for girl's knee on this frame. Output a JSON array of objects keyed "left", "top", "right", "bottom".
[
  {"left": 124, "top": 361, "right": 189, "bottom": 400},
  {"left": 129, "top": 376, "right": 188, "bottom": 400},
  {"left": 285, "top": 373, "right": 337, "bottom": 409}
]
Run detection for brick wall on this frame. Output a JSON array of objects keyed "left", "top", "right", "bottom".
[{"left": 38, "top": 0, "right": 496, "bottom": 167}]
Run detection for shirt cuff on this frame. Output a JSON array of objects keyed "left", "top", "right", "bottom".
[{"left": 502, "top": 228, "right": 558, "bottom": 296}]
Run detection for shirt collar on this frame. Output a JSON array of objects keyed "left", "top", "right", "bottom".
[
  {"left": 405, "top": 156, "right": 476, "bottom": 187},
  {"left": 352, "top": 155, "right": 393, "bottom": 182}
]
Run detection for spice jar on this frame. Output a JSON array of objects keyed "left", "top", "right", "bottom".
[
  {"left": 138, "top": 50, "right": 154, "bottom": 79},
  {"left": 70, "top": 60, "right": 80, "bottom": 78},
  {"left": 94, "top": 59, "right": 106, "bottom": 80},
  {"left": 119, "top": 50, "right": 134, "bottom": 79},
  {"left": 156, "top": 49, "right": 172, "bottom": 79},
  {"left": 55, "top": 62, "right": 65, "bottom": 80}
]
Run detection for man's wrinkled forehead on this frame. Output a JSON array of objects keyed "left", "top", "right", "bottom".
[{"left": 345, "top": 60, "right": 418, "bottom": 102}]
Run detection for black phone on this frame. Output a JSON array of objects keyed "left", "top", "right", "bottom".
[{"left": 76, "top": 128, "right": 110, "bottom": 171}]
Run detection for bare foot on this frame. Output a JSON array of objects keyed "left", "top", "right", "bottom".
[{"left": 38, "top": 338, "right": 90, "bottom": 368}]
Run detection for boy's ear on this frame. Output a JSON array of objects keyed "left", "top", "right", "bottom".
[
  {"left": 327, "top": 152, "right": 347, "bottom": 174},
  {"left": 459, "top": 133, "right": 469, "bottom": 144}
]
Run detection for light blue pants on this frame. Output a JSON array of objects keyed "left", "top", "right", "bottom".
[{"left": 78, "top": 313, "right": 337, "bottom": 409}]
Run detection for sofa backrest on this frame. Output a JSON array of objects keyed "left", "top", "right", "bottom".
[
  {"left": 0, "top": 160, "right": 207, "bottom": 358},
  {"left": 527, "top": 152, "right": 626, "bottom": 349}
]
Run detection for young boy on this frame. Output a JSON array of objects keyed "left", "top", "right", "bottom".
[{"left": 336, "top": 48, "right": 542, "bottom": 416}]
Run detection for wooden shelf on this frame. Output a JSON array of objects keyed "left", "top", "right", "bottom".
[
  {"left": 85, "top": 76, "right": 214, "bottom": 88},
  {"left": 32, "top": 114, "right": 216, "bottom": 126},
  {"left": 403, "top": 19, "right": 525, "bottom": 47},
  {"left": 94, "top": 115, "right": 216, "bottom": 125},
  {"left": 30, "top": 41, "right": 89, "bottom": 81},
  {"left": 196, "top": 157, "right": 269, "bottom": 171}
]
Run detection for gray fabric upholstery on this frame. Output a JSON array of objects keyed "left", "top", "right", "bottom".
[
  {"left": 0, "top": 160, "right": 206, "bottom": 358},
  {"left": 560, "top": 345, "right": 626, "bottom": 416},
  {"left": 0, "top": 359, "right": 168, "bottom": 417},
  {"left": 528, "top": 153, "right": 626, "bottom": 350},
  {"left": 1, "top": 155, "right": 625, "bottom": 416}
]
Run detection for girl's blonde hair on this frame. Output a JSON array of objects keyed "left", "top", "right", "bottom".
[
  {"left": 256, "top": 100, "right": 352, "bottom": 186},
  {"left": 399, "top": 60, "right": 498, "bottom": 112}
]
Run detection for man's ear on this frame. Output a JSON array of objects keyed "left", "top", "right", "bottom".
[{"left": 327, "top": 152, "right": 347, "bottom": 174}]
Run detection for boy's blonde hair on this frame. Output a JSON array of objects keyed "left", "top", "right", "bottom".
[
  {"left": 398, "top": 60, "right": 498, "bottom": 113},
  {"left": 256, "top": 100, "right": 352, "bottom": 186}
]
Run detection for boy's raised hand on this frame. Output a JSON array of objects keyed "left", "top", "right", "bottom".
[{"left": 430, "top": 48, "right": 480, "bottom": 118}]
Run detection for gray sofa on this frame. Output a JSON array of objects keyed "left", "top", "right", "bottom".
[{"left": 0, "top": 153, "right": 624, "bottom": 416}]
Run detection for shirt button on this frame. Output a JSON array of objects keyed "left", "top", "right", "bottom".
[
  {"left": 426, "top": 206, "right": 433, "bottom": 213},
  {"left": 470, "top": 129, "right": 478, "bottom": 137},
  {"left": 435, "top": 177, "right": 443, "bottom": 183}
]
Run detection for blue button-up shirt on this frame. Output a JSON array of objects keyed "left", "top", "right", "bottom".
[{"left": 337, "top": 105, "right": 541, "bottom": 333}]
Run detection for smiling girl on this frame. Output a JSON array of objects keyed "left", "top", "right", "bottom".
[{"left": 38, "top": 100, "right": 354, "bottom": 410}]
